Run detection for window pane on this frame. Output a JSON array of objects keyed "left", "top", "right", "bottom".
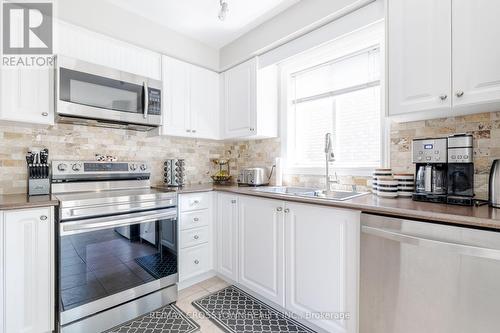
[
  {"left": 293, "top": 49, "right": 380, "bottom": 100},
  {"left": 334, "top": 86, "right": 381, "bottom": 168},
  {"left": 292, "top": 98, "right": 335, "bottom": 166}
]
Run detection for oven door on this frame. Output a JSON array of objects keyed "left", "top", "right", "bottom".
[
  {"left": 59, "top": 207, "right": 177, "bottom": 326},
  {"left": 55, "top": 56, "right": 162, "bottom": 127}
]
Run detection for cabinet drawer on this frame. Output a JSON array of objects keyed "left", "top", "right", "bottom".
[
  {"left": 180, "top": 210, "right": 210, "bottom": 230},
  {"left": 180, "top": 226, "right": 209, "bottom": 248},
  {"left": 179, "top": 243, "right": 210, "bottom": 279},
  {"left": 179, "top": 192, "right": 211, "bottom": 212}
]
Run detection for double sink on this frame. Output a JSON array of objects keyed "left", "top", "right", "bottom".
[{"left": 252, "top": 186, "right": 368, "bottom": 201}]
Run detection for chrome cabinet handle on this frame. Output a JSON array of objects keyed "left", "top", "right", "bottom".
[
  {"left": 284, "top": 208, "right": 290, "bottom": 213},
  {"left": 194, "top": 235, "right": 199, "bottom": 240},
  {"left": 193, "top": 217, "right": 199, "bottom": 222},
  {"left": 186, "top": 129, "right": 191, "bottom": 133},
  {"left": 192, "top": 130, "right": 197, "bottom": 133},
  {"left": 456, "top": 91, "right": 464, "bottom": 98},
  {"left": 439, "top": 95, "right": 447, "bottom": 101},
  {"left": 143, "top": 81, "right": 149, "bottom": 119},
  {"left": 231, "top": 199, "right": 237, "bottom": 204},
  {"left": 193, "top": 200, "right": 200, "bottom": 204},
  {"left": 194, "top": 259, "right": 200, "bottom": 264},
  {"left": 276, "top": 207, "right": 283, "bottom": 212},
  {"left": 41, "top": 112, "right": 48, "bottom": 116},
  {"left": 250, "top": 128, "right": 255, "bottom": 131},
  {"left": 40, "top": 215, "right": 48, "bottom": 221}
]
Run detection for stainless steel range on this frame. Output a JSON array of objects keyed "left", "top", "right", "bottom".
[{"left": 52, "top": 161, "right": 178, "bottom": 333}]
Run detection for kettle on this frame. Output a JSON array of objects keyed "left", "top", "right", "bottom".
[{"left": 489, "top": 159, "right": 500, "bottom": 207}]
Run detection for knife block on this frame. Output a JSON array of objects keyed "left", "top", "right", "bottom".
[{"left": 27, "top": 164, "right": 50, "bottom": 196}]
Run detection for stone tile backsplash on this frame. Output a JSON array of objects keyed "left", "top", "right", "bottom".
[
  {"left": 1, "top": 111, "right": 499, "bottom": 199},
  {"left": 390, "top": 111, "right": 500, "bottom": 200},
  {"left": 0, "top": 123, "right": 227, "bottom": 194}
]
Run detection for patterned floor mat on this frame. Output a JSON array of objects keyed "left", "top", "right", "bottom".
[
  {"left": 135, "top": 251, "right": 177, "bottom": 280},
  {"left": 192, "top": 285, "right": 316, "bottom": 333},
  {"left": 104, "top": 304, "right": 199, "bottom": 333}
]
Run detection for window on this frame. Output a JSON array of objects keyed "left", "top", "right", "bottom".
[{"left": 281, "top": 22, "right": 384, "bottom": 175}]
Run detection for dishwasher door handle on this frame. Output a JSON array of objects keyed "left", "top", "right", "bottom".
[{"left": 362, "top": 225, "right": 500, "bottom": 261}]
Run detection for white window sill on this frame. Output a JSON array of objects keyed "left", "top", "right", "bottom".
[{"left": 285, "top": 166, "right": 375, "bottom": 177}]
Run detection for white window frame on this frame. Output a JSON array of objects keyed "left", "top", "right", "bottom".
[{"left": 279, "top": 21, "right": 388, "bottom": 177}]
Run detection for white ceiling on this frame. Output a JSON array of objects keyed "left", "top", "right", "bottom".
[{"left": 104, "top": 0, "right": 301, "bottom": 49}]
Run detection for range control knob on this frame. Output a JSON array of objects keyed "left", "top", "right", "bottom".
[
  {"left": 72, "top": 163, "right": 82, "bottom": 171},
  {"left": 140, "top": 164, "right": 148, "bottom": 171},
  {"left": 57, "top": 163, "right": 68, "bottom": 171},
  {"left": 129, "top": 163, "right": 137, "bottom": 171}
]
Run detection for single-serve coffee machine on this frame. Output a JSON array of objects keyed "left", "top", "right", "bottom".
[
  {"left": 447, "top": 134, "right": 474, "bottom": 206},
  {"left": 412, "top": 137, "right": 448, "bottom": 203}
]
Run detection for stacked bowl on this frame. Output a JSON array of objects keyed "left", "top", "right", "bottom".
[
  {"left": 372, "top": 169, "right": 393, "bottom": 196},
  {"left": 394, "top": 174, "right": 415, "bottom": 197}
]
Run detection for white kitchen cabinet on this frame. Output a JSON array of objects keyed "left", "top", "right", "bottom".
[
  {"left": 0, "top": 67, "right": 54, "bottom": 126},
  {"left": 388, "top": 0, "right": 500, "bottom": 121},
  {"left": 284, "top": 202, "right": 359, "bottom": 333},
  {"left": 387, "top": 0, "right": 452, "bottom": 117},
  {"left": 56, "top": 21, "right": 161, "bottom": 80},
  {"left": 221, "top": 58, "right": 278, "bottom": 139},
  {"left": 452, "top": 0, "right": 500, "bottom": 113},
  {"left": 162, "top": 56, "right": 220, "bottom": 140},
  {"left": 2, "top": 207, "right": 54, "bottom": 333},
  {"left": 178, "top": 192, "right": 214, "bottom": 287},
  {"left": 238, "top": 196, "right": 284, "bottom": 306},
  {"left": 216, "top": 193, "right": 239, "bottom": 282}
]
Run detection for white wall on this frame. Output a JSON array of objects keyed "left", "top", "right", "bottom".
[
  {"left": 56, "top": 0, "right": 219, "bottom": 71},
  {"left": 219, "top": 0, "right": 376, "bottom": 70}
]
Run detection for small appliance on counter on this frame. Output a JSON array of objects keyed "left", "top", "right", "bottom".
[
  {"left": 26, "top": 148, "right": 50, "bottom": 196},
  {"left": 447, "top": 134, "right": 474, "bottom": 206},
  {"left": 237, "top": 167, "right": 274, "bottom": 186},
  {"left": 164, "top": 159, "right": 185, "bottom": 187},
  {"left": 412, "top": 137, "right": 448, "bottom": 203}
]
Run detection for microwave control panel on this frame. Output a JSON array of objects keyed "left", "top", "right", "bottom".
[{"left": 148, "top": 88, "right": 161, "bottom": 115}]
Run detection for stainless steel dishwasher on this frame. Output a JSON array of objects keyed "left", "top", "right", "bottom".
[{"left": 360, "top": 213, "right": 500, "bottom": 333}]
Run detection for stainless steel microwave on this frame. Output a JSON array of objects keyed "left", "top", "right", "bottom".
[{"left": 55, "top": 56, "right": 162, "bottom": 131}]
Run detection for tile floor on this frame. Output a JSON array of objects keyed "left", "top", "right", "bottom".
[{"left": 175, "top": 277, "right": 231, "bottom": 333}]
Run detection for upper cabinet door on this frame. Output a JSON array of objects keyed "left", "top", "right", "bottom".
[
  {"left": 222, "top": 58, "right": 257, "bottom": 138},
  {"left": 452, "top": 0, "right": 500, "bottom": 112},
  {"left": 388, "top": 0, "right": 452, "bottom": 116},
  {"left": 190, "top": 66, "right": 220, "bottom": 140},
  {"left": 162, "top": 56, "right": 191, "bottom": 137},
  {"left": 1, "top": 67, "right": 54, "bottom": 125}
]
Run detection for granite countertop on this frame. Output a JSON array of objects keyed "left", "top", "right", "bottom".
[
  {"left": 161, "top": 183, "right": 500, "bottom": 230},
  {"left": 0, "top": 193, "right": 59, "bottom": 210}
]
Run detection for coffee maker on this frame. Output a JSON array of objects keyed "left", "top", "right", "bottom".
[
  {"left": 412, "top": 137, "right": 448, "bottom": 203},
  {"left": 447, "top": 134, "right": 474, "bottom": 206}
]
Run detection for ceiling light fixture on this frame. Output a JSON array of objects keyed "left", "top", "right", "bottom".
[{"left": 218, "top": 0, "right": 229, "bottom": 21}]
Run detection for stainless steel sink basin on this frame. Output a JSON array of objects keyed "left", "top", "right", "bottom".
[
  {"left": 252, "top": 186, "right": 368, "bottom": 201},
  {"left": 252, "top": 186, "right": 317, "bottom": 196}
]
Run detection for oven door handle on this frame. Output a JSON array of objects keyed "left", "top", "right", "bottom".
[{"left": 60, "top": 208, "right": 177, "bottom": 235}]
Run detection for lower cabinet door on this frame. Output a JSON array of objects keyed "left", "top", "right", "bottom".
[
  {"left": 3, "top": 208, "right": 54, "bottom": 333},
  {"left": 238, "top": 196, "right": 284, "bottom": 306},
  {"left": 216, "top": 193, "right": 239, "bottom": 282},
  {"left": 179, "top": 243, "right": 210, "bottom": 281},
  {"left": 284, "top": 202, "right": 360, "bottom": 333}
]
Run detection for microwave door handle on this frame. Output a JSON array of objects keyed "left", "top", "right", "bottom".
[
  {"left": 361, "top": 225, "right": 500, "bottom": 261},
  {"left": 143, "top": 81, "right": 149, "bottom": 119}
]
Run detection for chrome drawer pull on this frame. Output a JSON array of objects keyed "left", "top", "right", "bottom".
[
  {"left": 194, "top": 235, "right": 199, "bottom": 240},
  {"left": 194, "top": 259, "right": 199, "bottom": 265},
  {"left": 193, "top": 217, "right": 199, "bottom": 222},
  {"left": 40, "top": 215, "right": 48, "bottom": 221}
]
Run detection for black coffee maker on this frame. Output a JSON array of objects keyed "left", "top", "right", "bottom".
[{"left": 446, "top": 134, "right": 474, "bottom": 206}]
